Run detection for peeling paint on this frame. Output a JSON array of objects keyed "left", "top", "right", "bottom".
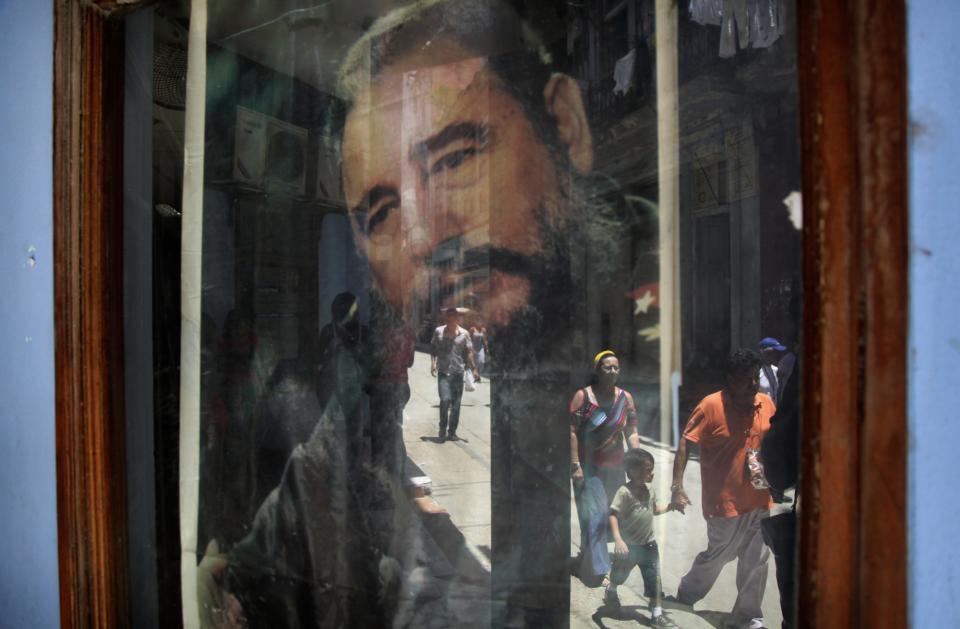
[
  {"left": 783, "top": 190, "right": 802, "bottom": 230},
  {"left": 24, "top": 245, "right": 37, "bottom": 269}
]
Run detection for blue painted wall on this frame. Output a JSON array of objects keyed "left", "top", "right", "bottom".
[
  {"left": 0, "top": 1, "right": 61, "bottom": 627},
  {"left": 908, "top": 2, "right": 960, "bottom": 627}
]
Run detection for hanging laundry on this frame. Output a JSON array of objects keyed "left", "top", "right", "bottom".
[
  {"left": 712, "top": 0, "right": 783, "bottom": 58},
  {"left": 689, "top": 0, "right": 723, "bottom": 25},
  {"left": 725, "top": 0, "right": 749, "bottom": 50},
  {"left": 613, "top": 48, "right": 637, "bottom": 95},
  {"left": 751, "top": 0, "right": 781, "bottom": 48},
  {"left": 719, "top": 0, "right": 737, "bottom": 58}
]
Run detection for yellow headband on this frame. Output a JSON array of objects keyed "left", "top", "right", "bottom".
[{"left": 593, "top": 350, "right": 616, "bottom": 368}]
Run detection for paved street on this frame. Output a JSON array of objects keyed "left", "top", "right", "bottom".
[{"left": 402, "top": 351, "right": 783, "bottom": 628}]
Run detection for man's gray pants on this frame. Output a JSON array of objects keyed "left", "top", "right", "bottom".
[{"left": 677, "top": 508, "right": 770, "bottom": 622}]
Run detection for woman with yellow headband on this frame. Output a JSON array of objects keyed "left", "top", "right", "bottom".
[{"left": 569, "top": 349, "right": 642, "bottom": 586}]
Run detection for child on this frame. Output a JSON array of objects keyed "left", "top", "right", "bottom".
[{"left": 604, "top": 448, "right": 678, "bottom": 627}]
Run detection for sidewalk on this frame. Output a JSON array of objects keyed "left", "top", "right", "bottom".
[
  {"left": 402, "top": 351, "right": 783, "bottom": 628},
  {"left": 403, "top": 352, "right": 493, "bottom": 571}
]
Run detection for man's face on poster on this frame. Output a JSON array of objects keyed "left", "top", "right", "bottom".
[{"left": 342, "top": 40, "right": 592, "bottom": 328}]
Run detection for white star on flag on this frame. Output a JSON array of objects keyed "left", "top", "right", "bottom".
[{"left": 634, "top": 290, "right": 656, "bottom": 315}]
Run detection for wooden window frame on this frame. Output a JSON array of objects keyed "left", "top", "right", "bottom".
[{"left": 52, "top": 1, "right": 907, "bottom": 627}]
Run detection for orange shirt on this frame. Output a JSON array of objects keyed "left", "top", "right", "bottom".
[{"left": 683, "top": 391, "right": 775, "bottom": 518}]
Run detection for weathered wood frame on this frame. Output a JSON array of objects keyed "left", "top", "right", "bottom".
[
  {"left": 796, "top": 1, "right": 907, "bottom": 627},
  {"left": 54, "top": 1, "right": 128, "bottom": 628},
  {"left": 52, "top": 1, "right": 907, "bottom": 627}
]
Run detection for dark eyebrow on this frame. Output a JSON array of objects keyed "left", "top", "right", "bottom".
[
  {"left": 410, "top": 121, "right": 487, "bottom": 162},
  {"left": 349, "top": 184, "right": 398, "bottom": 216}
]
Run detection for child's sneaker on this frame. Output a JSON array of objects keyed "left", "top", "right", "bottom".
[
  {"left": 603, "top": 588, "right": 621, "bottom": 608},
  {"left": 650, "top": 614, "right": 679, "bottom": 628}
]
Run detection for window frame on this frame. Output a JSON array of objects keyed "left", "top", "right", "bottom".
[
  {"left": 52, "top": 1, "right": 907, "bottom": 627},
  {"left": 795, "top": 2, "right": 907, "bottom": 626}
]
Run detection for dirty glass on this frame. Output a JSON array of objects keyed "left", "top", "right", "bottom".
[{"left": 138, "top": 0, "right": 802, "bottom": 627}]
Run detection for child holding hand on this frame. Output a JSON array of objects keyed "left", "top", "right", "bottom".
[{"left": 604, "top": 448, "right": 679, "bottom": 627}]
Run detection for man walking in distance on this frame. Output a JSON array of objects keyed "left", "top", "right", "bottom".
[
  {"left": 757, "top": 337, "right": 786, "bottom": 405},
  {"left": 430, "top": 307, "right": 478, "bottom": 442},
  {"left": 671, "top": 349, "right": 775, "bottom": 629}
]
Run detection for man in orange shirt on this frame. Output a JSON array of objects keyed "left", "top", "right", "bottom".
[{"left": 671, "top": 349, "right": 775, "bottom": 629}]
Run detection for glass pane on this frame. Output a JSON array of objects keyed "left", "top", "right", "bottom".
[{"left": 136, "top": 1, "right": 802, "bottom": 627}]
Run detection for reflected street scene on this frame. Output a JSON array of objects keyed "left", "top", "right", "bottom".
[{"left": 146, "top": 0, "right": 802, "bottom": 627}]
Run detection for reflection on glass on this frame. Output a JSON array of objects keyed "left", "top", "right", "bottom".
[{"left": 146, "top": 0, "right": 801, "bottom": 627}]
